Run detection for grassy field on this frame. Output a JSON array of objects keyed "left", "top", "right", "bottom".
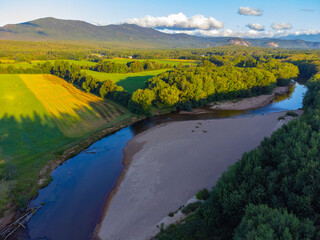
[
  {"left": 83, "top": 69, "right": 168, "bottom": 93},
  {"left": 0, "top": 59, "right": 198, "bottom": 69},
  {"left": 108, "top": 58, "right": 199, "bottom": 66},
  {"left": 0, "top": 74, "right": 131, "bottom": 211},
  {"left": 0, "top": 60, "right": 97, "bottom": 68}
]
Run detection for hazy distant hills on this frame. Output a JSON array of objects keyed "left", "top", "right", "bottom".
[
  {"left": 278, "top": 33, "right": 320, "bottom": 43},
  {"left": 0, "top": 17, "right": 319, "bottom": 49}
]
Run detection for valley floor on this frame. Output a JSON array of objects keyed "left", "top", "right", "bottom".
[{"left": 97, "top": 110, "right": 302, "bottom": 240}]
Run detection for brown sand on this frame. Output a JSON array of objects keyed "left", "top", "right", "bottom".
[
  {"left": 98, "top": 111, "right": 301, "bottom": 240},
  {"left": 209, "top": 86, "right": 290, "bottom": 110}
]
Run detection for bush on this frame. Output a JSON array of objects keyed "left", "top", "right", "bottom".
[
  {"left": 196, "top": 188, "right": 210, "bottom": 200},
  {"left": 182, "top": 202, "right": 202, "bottom": 215},
  {"left": 277, "top": 78, "right": 291, "bottom": 86},
  {"left": 168, "top": 212, "right": 174, "bottom": 217},
  {"left": 285, "top": 111, "right": 298, "bottom": 117}
]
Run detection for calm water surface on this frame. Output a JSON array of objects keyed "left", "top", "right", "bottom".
[{"left": 15, "top": 83, "right": 306, "bottom": 240}]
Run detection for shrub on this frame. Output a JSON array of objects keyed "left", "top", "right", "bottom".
[
  {"left": 182, "top": 202, "right": 202, "bottom": 215},
  {"left": 196, "top": 188, "right": 210, "bottom": 200},
  {"left": 168, "top": 212, "right": 174, "bottom": 217},
  {"left": 285, "top": 111, "right": 298, "bottom": 117}
]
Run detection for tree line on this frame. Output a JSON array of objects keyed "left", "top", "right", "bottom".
[{"left": 89, "top": 60, "right": 172, "bottom": 73}]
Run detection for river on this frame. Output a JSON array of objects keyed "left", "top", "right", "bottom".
[{"left": 13, "top": 83, "right": 306, "bottom": 240}]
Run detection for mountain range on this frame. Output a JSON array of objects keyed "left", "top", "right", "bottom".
[{"left": 0, "top": 17, "right": 319, "bottom": 49}]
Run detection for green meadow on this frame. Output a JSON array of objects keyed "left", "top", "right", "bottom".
[
  {"left": 107, "top": 58, "right": 199, "bottom": 66},
  {"left": 0, "top": 60, "right": 98, "bottom": 68},
  {"left": 0, "top": 59, "right": 198, "bottom": 69},
  {"left": 83, "top": 69, "right": 168, "bottom": 93}
]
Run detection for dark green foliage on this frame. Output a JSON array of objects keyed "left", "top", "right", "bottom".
[
  {"left": 277, "top": 78, "right": 292, "bottom": 86},
  {"left": 182, "top": 202, "right": 202, "bottom": 215},
  {"left": 168, "top": 212, "right": 175, "bottom": 217},
  {"left": 156, "top": 60, "right": 320, "bottom": 240},
  {"left": 195, "top": 188, "right": 210, "bottom": 200},
  {"left": 234, "top": 204, "right": 315, "bottom": 240},
  {"left": 91, "top": 60, "right": 171, "bottom": 73},
  {"left": 92, "top": 61, "right": 128, "bottom": 73},
  {"left": 285, "top": 111, "right": 299, "bottom": 117}
]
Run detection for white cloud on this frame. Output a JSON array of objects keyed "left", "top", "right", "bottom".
[
  {"left": 124, "top": 13, "right": 224, "bottom": 30},
  {"left": 247, "top": 23, "right": 265, "bottom": 31},
  {"left": 158, "top": 28, "right": 316, "bottom": 39},
  {"left": 161, "top": 29, "right": 273, "bottom": 38},
  {"left": 291, "top": 30, "right": 320, "bottom": 35},
  {"left": 238, "top": 7, "right": 263, "bottom": 16},
  {"left": 271, "top": 23, "right": 292, "bottom": 30}
]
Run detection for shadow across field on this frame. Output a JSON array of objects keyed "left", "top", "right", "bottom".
[
  {"left": 0, "top": 100, "right": 126, "bottom": 212},
  {"left": 0, "top": 111, "right": 72, "bottom": 211},
  {"left": 116, "top": 75, "right": 153, "bottom": 94}
]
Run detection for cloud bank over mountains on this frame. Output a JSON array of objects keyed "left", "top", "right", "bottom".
[
  {"left": 124, "top": 9, "right": 318, "bottom": 39},
  {"left": 125, "top": 13, "right": 223, "bottom": 30}
]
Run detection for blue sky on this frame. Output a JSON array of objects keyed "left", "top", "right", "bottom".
[{"left": 0, "top": 0, "right": 319, "bottom": 37}]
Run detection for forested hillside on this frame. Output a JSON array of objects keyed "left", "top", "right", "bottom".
[{"left": 0, "top": 18, "right": 319, "bottom": 49}]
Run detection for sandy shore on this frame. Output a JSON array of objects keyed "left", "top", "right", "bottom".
[
  {"left": 209, "top": 86, "right": 290, "bottom": 111},
  {"left": 97, "top": 111, "right": 301, "bottom": 240}
]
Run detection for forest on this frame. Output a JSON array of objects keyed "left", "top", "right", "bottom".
[
  {"left": 130, "top": 58, "right": 299, "bottom": 113},
  {"left": 155, "top": 59, "right": 320, "bottom": 240}
]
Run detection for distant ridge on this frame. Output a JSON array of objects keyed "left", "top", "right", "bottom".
[
  {"left": 1, "top": 17, "right": 319, "bottom": 49},
  {"left": 278, "top": 33, "right": 320, "bottom": 42}
]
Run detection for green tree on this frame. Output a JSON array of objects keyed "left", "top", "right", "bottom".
[
  {"left": 131, "top": 89, "right": 156, "bottom": 111},
  {"left": 234, "top": 204, "right": 315, "bottom": 240}
]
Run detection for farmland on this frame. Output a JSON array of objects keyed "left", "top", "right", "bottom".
[
  {"left": 0, "top": 60, "right": 97, "bottom": 68},
  {"left": 107, "top": 58, "right": 199, "bottom": 66},
  {"left": 0, "top": 59, "right": 198, "bottom": 69},
  {"left": 0, "top": 74, "right": 131, "bottom": 211}
]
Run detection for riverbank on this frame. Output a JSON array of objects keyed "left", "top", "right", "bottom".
[
  {"left": 180, "top": 85, "right": 291, "bottom": 115},
  {"left": 97, "top": 110, "right": 302, "bottom": 240},
  {"left": 0, "top": 114, "right": 143, "bottom": 232},
  {"left": 210, "top": 85, "right": 291, "bottom": 110}
]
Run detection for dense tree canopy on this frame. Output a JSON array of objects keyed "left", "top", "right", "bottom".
[{"left": 130, "top": 59, "right": 298, "bottom": 112}]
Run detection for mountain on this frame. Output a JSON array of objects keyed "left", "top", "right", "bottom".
[
  {"left": 278, "top": 33, "right": 320, "bottom": 42},
  {"left": 1, "top": 17, "right": 320, "bottom": 49}
]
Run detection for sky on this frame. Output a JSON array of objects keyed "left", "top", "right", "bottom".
[{"left": 0, "top": 0, "right": 319, "bottom": 38}]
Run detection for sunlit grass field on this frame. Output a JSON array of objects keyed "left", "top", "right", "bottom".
[
  {"left": 0, "top": 74, "right": 131, "bottom": 209},
  {"left": 83, "top": 69, "right": 168, "bottom": 93},
  {"left": 0, "top": 60, "right": 97, "bottom": 68},
  {"left": 108, "top": 58, "right": 199, "bottom": 66},
  {"left": 0, "top": 58, "right": 198, "bottom": 69}
]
